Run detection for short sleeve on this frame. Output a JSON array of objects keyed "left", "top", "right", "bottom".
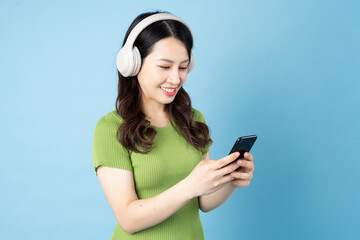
[
  {"left": 92, "top": 114, "right": 133, "bottom": 176},
  {"left": 192, "top": 108, "right": 213, "bottom": 156}
]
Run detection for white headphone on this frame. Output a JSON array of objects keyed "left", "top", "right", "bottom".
[{"left": 116, "top": 13, "right": 194, "bottom": 77}]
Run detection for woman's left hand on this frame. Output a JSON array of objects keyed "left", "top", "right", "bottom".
[{"left": 230, "top": 152, "right": 255, "bottom": 188}]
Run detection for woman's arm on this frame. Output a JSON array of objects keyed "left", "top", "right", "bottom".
[
  {"left": 198, "top": 152, "right": 238, "bottom": 213},
  {"left": 97, "top": 165, "right": 194, "bottom": 234},
  {"left": 96, "top": 153, "right": 240, "bottom": 234}
]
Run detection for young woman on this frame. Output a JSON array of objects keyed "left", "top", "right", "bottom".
[{"left": 92, "top": 10, "right": 255, "bottom": 240}]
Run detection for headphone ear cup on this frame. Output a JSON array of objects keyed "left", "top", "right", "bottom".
[
  {"left": 131, "top": 46, "right": 142, "bottom": 76},
  {"left": 116, "top": 47, "right": 134, "bottom": 77},
  {"left": 187, "top": 51, "right": 195, "bottom": 73}
]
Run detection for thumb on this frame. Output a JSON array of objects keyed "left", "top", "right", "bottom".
[{"left": 217, "top": 151, "right": 240, "bottom": 169}]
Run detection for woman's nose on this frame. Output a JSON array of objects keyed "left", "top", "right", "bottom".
[{"left": 168, "top": 68, "right": 181, "bottom": 84}]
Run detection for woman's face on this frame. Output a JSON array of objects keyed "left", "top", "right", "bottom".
[{"left": 137, "top": 37, "right": 189, "bottom": 109}]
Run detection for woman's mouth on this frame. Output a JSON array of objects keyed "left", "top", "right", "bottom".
[{"left": 160, "top": 87, "right": 176, "bottom": 96}]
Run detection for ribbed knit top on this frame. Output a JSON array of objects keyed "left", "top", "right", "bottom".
[{"left": 92, "top": 107, "right": 212, "bottom": 240}]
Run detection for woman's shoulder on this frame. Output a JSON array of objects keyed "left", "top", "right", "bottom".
[
  {"left": 191, "top": 107, "right": 206, "bottom": 123},
  {"left": 94, "top": 109, "right": 124, "bottom": 129}
]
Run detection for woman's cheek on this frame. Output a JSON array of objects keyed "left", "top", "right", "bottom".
[
  {"left": 181, "top": 73, "right": 188, "bottom": 82},
  {"left": 156, "top": 70, "right": 168, "bottom": 79}
]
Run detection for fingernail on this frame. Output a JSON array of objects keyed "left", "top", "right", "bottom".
[
  {"left": 237, "top": 160, "right": 242, "bottom": 165},
  {"left": 231, "top": 172, "right": 237, "bottom": 177},
  {"left": 235, "top": 152, "right": 240, "bottom": 157}
]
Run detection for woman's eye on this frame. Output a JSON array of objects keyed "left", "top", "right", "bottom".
[{"left": 158, "top": 66, "right": 188, "bottom": 70}]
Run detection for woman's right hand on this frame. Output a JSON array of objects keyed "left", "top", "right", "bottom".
[{"left": 183, "top": 152, "right": 241, "bottom": 197}]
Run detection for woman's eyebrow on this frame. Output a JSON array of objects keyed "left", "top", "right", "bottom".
[{"left": 156, "top": 58, "right": 189, "bottom": 63}]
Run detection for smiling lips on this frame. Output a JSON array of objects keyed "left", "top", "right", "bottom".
[{"left": 160, "top": 86, "right": 176, "bottom": 96}]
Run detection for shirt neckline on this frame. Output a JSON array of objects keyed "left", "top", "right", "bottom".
[{"left": 150, "top": 117, "right": 175, "bottom": 134}]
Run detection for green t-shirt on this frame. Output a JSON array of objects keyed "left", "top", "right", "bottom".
[{"left": 92, "top": 107, "right": 213, "bottom": 240}]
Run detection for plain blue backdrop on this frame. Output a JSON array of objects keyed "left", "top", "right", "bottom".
[{"left": 1, "top": 0, "right": 359, "bottom": 239}]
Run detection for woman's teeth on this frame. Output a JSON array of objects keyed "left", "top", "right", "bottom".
[{"left": 160, "top": 87, "right": 175, "bottom": 92}]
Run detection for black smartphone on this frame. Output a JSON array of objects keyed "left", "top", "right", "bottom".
[{"left": 229, "top": 134, "right": 257, "bottom": 162}]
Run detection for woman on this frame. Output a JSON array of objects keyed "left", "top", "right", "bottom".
[{"left": 92, "top": 10, "right": 255, "bottom": 239}]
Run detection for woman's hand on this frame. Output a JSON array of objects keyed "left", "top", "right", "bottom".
[
  {"left": 230, "top": 152, "right": 255, "bottom": 188},
  {"left": 183, "top": 152, "right": 241, "bottom": 198}
]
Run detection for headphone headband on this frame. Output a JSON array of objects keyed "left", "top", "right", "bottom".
[{"left": 124, "top": 13, "right": 193, "bottom": 49}]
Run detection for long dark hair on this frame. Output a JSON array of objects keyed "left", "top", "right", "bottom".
[{"left": 115, "top": 10, "right": 212, "bottom": 154}]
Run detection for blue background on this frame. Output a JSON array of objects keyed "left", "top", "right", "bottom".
[{"left": 1, "top": 0, "right": 359, "bottom": 239}]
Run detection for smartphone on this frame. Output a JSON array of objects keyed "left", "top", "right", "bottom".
[{"left": 229, "top": 134, "right": 257, "bottom": 162}]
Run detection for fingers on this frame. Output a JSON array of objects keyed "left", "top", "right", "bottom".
[
  {"left": 231, "top": 157, "right": 255, "bottom": 180},
  {"left": 215, "top": 152, "right": 240, "bottom": 169},
  {"left": 218, "top": 173, "right": 237, "bottom": 186},
  {"left": 244, "top": 152, "right": 253, "bottom": 161},
  {"left": 236, "top": 159, "right": 255, "bottom": 172},
  {"left": 231, "top": 171, "right": 253, "bottom": 180},
  {"left": 218, "top": 162, "right": 240, "bottom": 176}
]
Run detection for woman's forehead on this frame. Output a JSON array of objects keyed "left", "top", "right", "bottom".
[{"left": 148, "top": 37, "right": 188, "bottom": 60}]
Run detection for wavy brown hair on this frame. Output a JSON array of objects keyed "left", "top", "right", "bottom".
[{"left": 115, "top": 10, "right": 212, "bottom": 154}]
